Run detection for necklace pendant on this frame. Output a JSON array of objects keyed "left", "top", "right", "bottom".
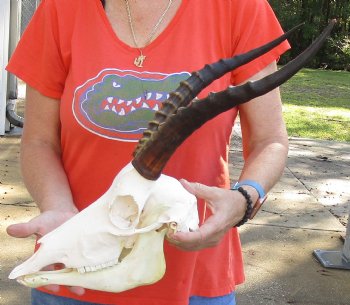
[{"left": 134, "top": 54, "right": 146, "bottom": 68}]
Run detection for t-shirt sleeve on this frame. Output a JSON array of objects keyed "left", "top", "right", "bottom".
[
  {"left": 6, "top": 0, "right": 67, "bottom": 99},
  {"left": 231, "top": 0, "right": 291, "bottom": 84}
]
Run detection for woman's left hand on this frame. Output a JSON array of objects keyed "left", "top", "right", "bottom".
[{"left": 167, "top": 179, "right": 247, "bottom": 251}]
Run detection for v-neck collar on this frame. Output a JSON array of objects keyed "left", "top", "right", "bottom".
[{"left": 95, "top": 0, "right": 189, "bottom": 54}]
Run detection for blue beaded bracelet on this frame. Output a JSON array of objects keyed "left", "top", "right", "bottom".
[{"left": 231, "top": 180, "right": 267, "bottom": 222}]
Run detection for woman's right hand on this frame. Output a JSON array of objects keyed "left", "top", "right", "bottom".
[
  {"left": 7, "top": 210, "right": 76, "bottom": 238},
  {"left": 7, "top": 210, "right": 85, "bottom": 295}
]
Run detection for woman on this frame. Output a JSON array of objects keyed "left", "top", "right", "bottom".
[{"left": 7, "top": 0, "right": 289, "bottom": 304}]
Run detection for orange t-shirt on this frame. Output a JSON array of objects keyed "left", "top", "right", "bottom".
[{"left": 7, "top": 0, "right": 290, "bottom": 304}]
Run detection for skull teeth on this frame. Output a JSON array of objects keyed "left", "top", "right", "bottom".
[{"left": 77, "top": 260, "right": 117, "bottom": 274}]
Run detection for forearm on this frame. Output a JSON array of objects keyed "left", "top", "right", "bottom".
[
  {"left": 236, "top": 61, "right": 289, "bottom": 200},
  {"left": 20, "top": 85, "right": 77, "bottom": 214},
  {"left": 20, "top": 140, "right": 78, "bottom": 214},
  {"left": 238, "top": 135, "right": 288, "bottom": 195}
]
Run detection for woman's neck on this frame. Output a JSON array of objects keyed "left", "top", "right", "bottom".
[{"left": 104, "top": 0, "right": 181, "bottom": 48}]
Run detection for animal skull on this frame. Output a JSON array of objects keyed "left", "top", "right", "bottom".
[
  {"left": 9, "top": 21, "right": 335, "bottom": 292},
  {"left": 9, "top": 163, "right": 199, "bottom": 292}
]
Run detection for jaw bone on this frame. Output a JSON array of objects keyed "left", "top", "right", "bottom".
[
  {"left": 9, "top": 163, "right": 199, "bottom": 292},
  {"left": 16, "top": 229, "right": 168, "bottom": 292}
]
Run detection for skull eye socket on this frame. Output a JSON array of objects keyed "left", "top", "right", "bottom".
[{"left": 109, "top": 195, "right": 139, "bottom": 230}]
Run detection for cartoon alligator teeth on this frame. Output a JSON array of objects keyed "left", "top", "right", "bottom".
[{"left": 101, "top": 97, "right": 163, "bottom": 116}]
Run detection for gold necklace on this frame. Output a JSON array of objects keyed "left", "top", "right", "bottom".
[{"left": 125, "top": 0, "right": 173, "bottom": 67}]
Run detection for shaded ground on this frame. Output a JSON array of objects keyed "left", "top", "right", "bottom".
[{"left": 230, "top": 132, "right": 350, "bottom": 305}]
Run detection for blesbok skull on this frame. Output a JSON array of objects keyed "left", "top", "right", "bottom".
[
  {"left": 9, "top": 163, "right": 199, "bottom": 291},
  {"left": 9, "top": 21, "right": 335, "bottom": 292}
]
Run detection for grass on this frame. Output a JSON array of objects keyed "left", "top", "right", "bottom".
[{"left": 280, "top": 68, "right": 350, "bottom": 142}]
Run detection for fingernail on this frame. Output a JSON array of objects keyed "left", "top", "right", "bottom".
[
  {"left": 168, "top": 232, "right": 179, "bottom": 241},
  {"left": 180, "top": 178, "right": 188, "bottom": 183},
  {"left": 71, "top": 287, "right": 85, "bottom": 295},
  {"left": 46, "top": 284, "right": 60, "bottom": 292}
]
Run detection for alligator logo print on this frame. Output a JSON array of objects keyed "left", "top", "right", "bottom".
[{"left": 73, "top": 69, "right": 190, "bottom": 142}]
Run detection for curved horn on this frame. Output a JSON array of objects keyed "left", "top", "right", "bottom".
[
  {"left": 132, "top": 20, "right": 336, "bottom": 180},
  {"left": 133, "top": 23, "right": 303, "bottom": 156}
]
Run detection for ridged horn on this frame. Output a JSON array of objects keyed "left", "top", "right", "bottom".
[
  {"left": 132, "top": 20, "right": 336, "bottom": 180},
  {"left": 133, "top": 23, "right": 303, "bottom": 157}
]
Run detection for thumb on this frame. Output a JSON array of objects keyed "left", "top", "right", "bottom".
[
  {"left": 180, "top": 179, "right": 214, "bottom": 201},
  {"left": 7, "top": 220, "right": 40, "bottom": 238}
]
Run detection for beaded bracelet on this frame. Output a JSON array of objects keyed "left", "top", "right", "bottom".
[{"left": 233, "top": 187, "right": 253, "bottom": 227}]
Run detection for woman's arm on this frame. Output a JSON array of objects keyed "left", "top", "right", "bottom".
[
  {"left": 21, "top": 86, "right": 77, "bottom": 214},
  {"left": 169, "top": 61, "right": 288, "bottom": 250},
  {"left": 237, "top": 61, "right": 289, "bottom": 194},
  {"left": 7, "top": 85, "right": 84, "bottom": 294},
  {"left": 7, "top": 85, "right": 78, "bottom": 237}
]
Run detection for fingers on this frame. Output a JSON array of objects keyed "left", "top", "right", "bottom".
[
  {"left": 7, "top": 210, "right": 77, "bottom": 239},
  {"left": 42, "top": 264, "right": 86, "bottom": 295},
  {"left": 44, "top": 285, "right": 85, "bottom": 295},
  {"left": 167, "top": 231, "right": 201, "bottom": 251},
  {"left": 7, "top": 212, "right": 85, "bottom": 295},
  {"left": 169, "top": 230, "right": 217, "bottom": 251},
  {"left": 168, "top": 215, "right": 224, "bottom": 251},
  {"left": 69, "top": 286, "right": 85, "bottom": 295},
  {"left": 180, "top": 179, "right": 216, "bottom": 201},
  {"left": 45, "top": 284, "right": 60, "bottom": 293},
  {"left": 38, "top": 265, "right": 59, "bottom": 293},
  {"left": 168, "top": 185, "right": 237, "bottom": 251},
  {"left": 6, "top": 221, "right": 40, "bottom": 238}
]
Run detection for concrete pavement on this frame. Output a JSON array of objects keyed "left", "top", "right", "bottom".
[
  {"left": 230, "top": 135, "right": 350, "bottom": 305},
  {"left": 1, "top": 134, "right": 350, "bottom": 305}
]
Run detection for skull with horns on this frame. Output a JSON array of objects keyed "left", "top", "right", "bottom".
[{"left": 9, "top": 20, "right": 335, "bottom": 292}]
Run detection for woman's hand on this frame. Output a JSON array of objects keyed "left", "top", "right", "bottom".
[
  {"left": 7, "top": 210, "right": 85, "bottom": 295},
  {"left": 167, "top": 62, "right": 288, "bottom": 251},
  {"left": 167, "top": 179, "right": 248, "bottom": 251},
  {"left": 7, "top": 210, "right": 76, "bottom": 238}
]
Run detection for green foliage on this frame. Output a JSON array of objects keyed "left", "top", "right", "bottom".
[
  {"left": 269, "top": 0, "right": 350, "bottom": 71},
  {"left": 280, "top": 68, "right": 350, "bottom": 142},
  {"left": 327, "top": 35, "right": 350, "bottom": 70}
]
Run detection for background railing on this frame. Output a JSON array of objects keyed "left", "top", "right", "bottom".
[
  {"left": 21, "top": 0, "right": 40, "bottom": 35},
  {"left": 1, "top": 0, "right": 40, "bottom": 134}
]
